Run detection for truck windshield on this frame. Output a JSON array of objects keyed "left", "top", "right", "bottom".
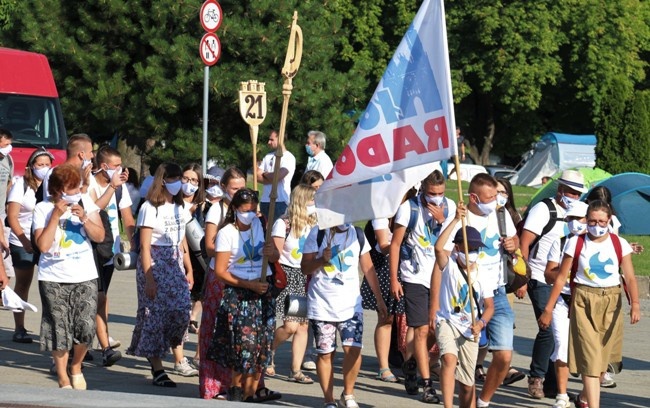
[{"left": 0, "top": 95, "right": 65, "bottom": 149}]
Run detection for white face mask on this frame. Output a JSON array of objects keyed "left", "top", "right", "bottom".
[
  {"left": 457, "top": 250, "right": 479, "bottom": 265},
  {"left": 496, "top": 195, "right": 508, "bottom": 208},
  {"left": 306, "top": 204, "right": 317, "bottom": 216},
  {"left": 561, "top": 194, "right": 578, "bottom": 208},
  {"left": 474, "top": 195, "right": 497, "bottom": 216},
  {"left": 587, "top": 224, "right": 608, "bottom": 237},
  {"left": 181, "top": 182, "right": 199, "bottom": 196},
  {"left": 164, "top": 180, "right": 182, "bottom": 196},
  {"left": 81, "top": 153, "right": 92, "bottom": 169},
  {"left": 61, "top": 192, "right": 81, "bottom": 205},
  {"left": 206, "top": 185, "right": 224, "bottom": 198},
  {"left": 0, "top": 144, "right": 12, "bottom": 156},
  {"left": 32, "top": 166, "right": 50, "bottom": 180},
  {"left": 568, "top": 220, "right": 587, "bottom": 235},
  {"left": 425, "top": 194, "right": 444, "bottom": 206},
  {"left": 236, "top": 211, "right": 256, "bottom": 225},
  {"left": 104, "top": 165, "right": 121, "bottom": 180}
]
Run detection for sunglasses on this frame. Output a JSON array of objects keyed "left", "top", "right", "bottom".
[{"left": 238, "top": 189, "right": 259, "bottom": 201}]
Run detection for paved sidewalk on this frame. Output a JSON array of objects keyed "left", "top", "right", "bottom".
[{"left": 1, "top": 270, "right": 649, "bottom": 407}]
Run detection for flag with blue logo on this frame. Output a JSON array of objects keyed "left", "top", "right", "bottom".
[{"left": 316, "top": 0, "right": 457, "bottom": 228}]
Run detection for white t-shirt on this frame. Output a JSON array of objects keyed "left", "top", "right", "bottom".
[
  {"left": 271, "top": 217, "right": 311, "bottom": 268},
  {"left": 7, "top": 177, "right": 37, "bottom": 245},
  {"left": 205, "top": 201, "right": 227, "bottom": 269},
  {"left": 258, "top": 151, "right": 296, "bottom": 203},
  {"left": 547, "top": 238, "right": 570, "bottom": 295},
  {"left": 444, "top": 208, "right": 516, "bottom": 288},
  {"left": 303, "top": 224, "right": 370, "bottom": 321},
  {"left": 394, "top": 196, "right": 456, "bottom": 288},
  {"left": 88, "top": 177, "right": 133, "bottom": 261},
  {"left": 305, "top": 150, "right": 333, "bottom": 179},
  {"left": 215, "top": 218, "right": 272, "bottom": 280},
  {"left": 563, "top": 234, "right": 632, "bottom": 288},
  {"left": 136, "top": 201, "right": 192, "bottom": 246},
  {"left": 523, "top": 198, "right": 568, "bottom": 282},
  {"left": 371, "top": 218, "right": 391, "bottom": 252},
  {"left": 32, "top": 195, "right": 100, "bottom": 283},
  {"left": 437, "top": 254, "right": 494, "bottom": 339}
]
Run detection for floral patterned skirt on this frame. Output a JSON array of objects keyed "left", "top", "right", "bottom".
[{"left": 206, "top": 281, "right": 275, "bottom": 375}]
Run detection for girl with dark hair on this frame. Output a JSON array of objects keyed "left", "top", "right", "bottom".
[
  {"left": 300, "top": 170, "right": 324, "bottom": 190},
  {"left": 126, "top": 163, "right": 194, "bottom": 388},
  {"left": 7, "top": 148, "right": 54, "bottom": 343},
  {"left": 207, "top": 188, "right": 280, "bottom": 402}
]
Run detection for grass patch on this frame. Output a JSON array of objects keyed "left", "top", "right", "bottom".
[{"left": 623, "top": 235, "right": 650, "bottom": 276}]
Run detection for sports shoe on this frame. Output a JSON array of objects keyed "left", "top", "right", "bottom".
[
  {"left": 108, "top": 337, "right": 121, "bottom": 349},
  {"left": 12, "top": 327, "right": 34, "bottom": 344},
  {"left": 102, "top": 348, "right": 122, "bottom": 367},
  {"left": 421, "top": 382, "right": 441, "bottom": 404},
  {"left": 552, "top": 394, "right": 571, "bottom": 408},
  {"left": 527, "top": 377, "right": 544, "bottom": 399},
  {"left": 172, "top": 357, "right": 198, "bottom": 377},
  {"left": 302, "top": 355, "right": 317, "bottom": 371},
  {"left": 600, "top": 371, "right": 616, "bottom": 388},
  {"left": 338, "top": 393, "right": 359, "bottom": 408}
]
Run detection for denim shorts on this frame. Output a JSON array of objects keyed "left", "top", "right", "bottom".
[
  {"left": 311, "top": 312, "right": 364, "bottom": 354},
  {"left": 486, "top": 286, "right": 514, "bottom": 351},
  {"left": 10, "top": 243, "right": 37, "bottom": 269}
]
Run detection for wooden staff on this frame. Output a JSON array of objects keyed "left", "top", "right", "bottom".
[
  {"left": 453, "top": 154, "right": 478, "bottom": 339},
  {"left": 239, "top": 80, "right": 268, "bottom": 192},
  {"left": 260, "top": 11, "right": 303, "bottom": 282}
]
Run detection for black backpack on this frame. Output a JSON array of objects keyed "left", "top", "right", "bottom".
[{"left": 516, "top": 197, "right": 563, "bottom": 259}]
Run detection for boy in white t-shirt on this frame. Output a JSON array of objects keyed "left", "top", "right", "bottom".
[
  {"left": 301, "top": 223, "right": 385, "bottom": 408},
  {"left": 433, "top": 204, "right": 495, "bottom": 408}
]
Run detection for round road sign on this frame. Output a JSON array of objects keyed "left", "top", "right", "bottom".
[
  {"left": 200, "top": 32, "right": 221, "bottom": 66},
  {"left": 200, "top": 0, "right": 222, "bottom": 33}
]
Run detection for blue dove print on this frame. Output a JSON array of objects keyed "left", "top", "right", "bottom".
[
  {"left": 481, "top": 229, "right": 501, "bottom": 257},
  {"left": 417, "top": 221, "right": 441, "bottom": 248},
  {"left": 60, "top": 220, "right": 86, "bottom": 247},
  {"left": 290, "top": 235, "right": 307, "bottom": 260},
  {"left": 324, "top": 244, "right": 353, "bottom": 273},
  {"left": 107, "top": 202, "right": 118, "bottom": 225},
  {"left": 584, "top": 253, "right": 615, "bottom": 281},
  {"left": 237, "top": 237, "right": 264, "bottom": 264}
]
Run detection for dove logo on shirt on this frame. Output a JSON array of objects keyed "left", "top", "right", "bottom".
[
  {"left": 290, "top": 235, "right": 307, "bottom": 260},
  {"left": 324, "top": 244, "right": 354, "bottom": 273},
  {"left": 584, "top": 253, "right": 615, "bottom": 281},
  {"left": 480, "top": 230, "right": 501, "bottom": 258},
  {"left": 59, "top": 220, "right": 87, "bottom": 248},
  {"left": 237, "top": 238, "right": 264, "bottom": 264}
]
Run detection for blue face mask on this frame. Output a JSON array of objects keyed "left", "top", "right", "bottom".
[
  {"left": 305, "top": 145, "right": 314, "bottom": 157},
  {"left": 561, "top": 194, "right": 577, "bottom": 208}
]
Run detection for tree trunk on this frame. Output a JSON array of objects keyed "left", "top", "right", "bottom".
[{"left": 479, "top": 95, "right": 496, "bottom": 166}]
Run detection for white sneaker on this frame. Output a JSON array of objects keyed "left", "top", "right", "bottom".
[
  {"left": 108, "top": 337, "right": 121, "bottom": 349},
  {"left": 301, "top": 355, "right": 317, "bottom": 371},
  {"left": 338, "top": 393, "right": 359, "bottom": 408},
  {"left": 601, "top": 371, "right": 616, "bottom": 388},
  {"left": 552, "top": 394, "right": 571, "bottom": 408},
  {"left": 172, "top": 357, "right": 198, "bottom": 377}
]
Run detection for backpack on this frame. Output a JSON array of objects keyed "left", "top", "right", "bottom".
[
  {"left": 399, "top": 196, "right": 448, "bottom": 263},
  {"left": 517, "top": 198, "right": 563, "bottom": 259},
  {"left": 79, "top": 199, "right": 115, "bottom": 267},
  {"left": 316, "top": 225, "right": 366, "bottom": 250}
]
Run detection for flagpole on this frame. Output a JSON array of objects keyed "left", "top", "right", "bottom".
[{"left": 260, "top": 11, "right": 302, "bottom": 282}]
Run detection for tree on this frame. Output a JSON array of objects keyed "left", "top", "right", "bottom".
[{"left": 0, "top": 0, "right": 16, "bottom": 30}]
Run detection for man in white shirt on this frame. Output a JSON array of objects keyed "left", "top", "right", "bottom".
[
  {"left": 519, "top": 169, "right": 586, "bottom": 399},
  {"left": 304, "top": 130, "right": 333, "bottom": 179},
  {"left": 256, "top": 130, "right": 295, "bottom": 222}
]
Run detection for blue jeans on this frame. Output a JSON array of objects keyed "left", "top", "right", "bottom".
[
  {"left": 528, "top": 279, "right": 557, "bottom": 388},
  {"left": 260, "top": 201, "right": 288, "bottom": 223}
]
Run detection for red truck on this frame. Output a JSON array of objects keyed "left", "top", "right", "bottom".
[{"left": 0, "top": 47, "right": 67, "bottom": 176}]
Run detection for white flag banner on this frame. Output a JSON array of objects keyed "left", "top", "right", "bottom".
[{"left": 316, "top": 0, "right": 457, "bottom": 228}]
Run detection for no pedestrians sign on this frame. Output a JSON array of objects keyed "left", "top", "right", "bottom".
[{"left": 200, "top": 32, "right": 221, "bottom": 66}]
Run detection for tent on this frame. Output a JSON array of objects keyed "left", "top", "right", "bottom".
[
  {"left": 511, "top": 133, "right": 597, "bottom": 186},
  {"left": 522, "top": 167, "right": 612, "bottom": 216},
  {"left": 591, "top": 173, "right": 650, "bottom": 235}
]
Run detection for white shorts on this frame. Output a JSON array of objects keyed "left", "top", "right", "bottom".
[{"left": 551, "top": 295, "right": 570, "bottom": 363}]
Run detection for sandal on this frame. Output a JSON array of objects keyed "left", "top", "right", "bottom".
[
  {"left": 265, "top": 362, "right": 276, "bottom": 377},
  {"left": 152, "top": 371, "right": 177, "bottom": 388},
  {"left": 402, "top": 358, "right": 419, "bottom": 395},
  {"left": 188, "top": 320, "right": 199, "bottom": 334},
  {"left": 475, "top": 365, "right": 487, "bottom": 383},
  {"left": 376, "top": 368, "right": 399, "bottom": 383},
  {"left": 253, "top": 387, "right": 282, "bottom": 403},
  {"left": 502, "top": 367, "right": 525, "bottom": 386},
  {"left": 289, "top": 369, "right": 314, "bottom": 384}
]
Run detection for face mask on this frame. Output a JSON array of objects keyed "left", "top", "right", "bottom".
[
  {"left": 306, "top": 204, "right": 317, "bottom": 216},
  {"left": 32, "top": 166, "right": 50, "bottom": 180},
  {"left": 496, "top": 195, "right": 508, "bottom": 208},
  {"left": 206, "top": 185, "right": 223, "bottom": 198},
  {"left": 164, "top": 180, "right": 182, "bottom": 196},
  {"left": 425, "top": 195, "right": 444, "bottom": 206},
  {"left": 587, "top": 224, "right": 608, "bottom": 237},
  {"left": 181, "top": 182, "right": 199, "bottom": 196},
  {"left": 61, "top": 192, "right": 81, "bottom": 205},
  {"left": 473, "top": 195, "right": 497, "bottom": 216},
  {"left": 568, "top": 220, "right": 587, "bottom": 235},
  {"left": 80, "top": 153, "right": 92, "bottom": 169},
  {"left": 561, "top": 194, "right": 577, "bottom": 208},
  {"left": 0, "top": 144, "right": 12, "bottom": 156},
  {"left": 236, "top": 211, "right": 256, "bottom": 225},
  {"left": 305, "top": 145, "right": 314, "bottom": 157},
  {"left": 457, "top": 250, "right": 479, "bottom": 265},
  {"left": 103, "top": 165, "right": 121, "bottom": 180}
]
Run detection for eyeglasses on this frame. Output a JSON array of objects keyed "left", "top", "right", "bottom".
[
  {"left": 181, "top": 176, "right": 199, "bottom": 185},
  {"left": 497, "top": 190, "right": 507, "bottom": 196},
  {"left": 587, "top": 219, "right": 609, "bottom": 227}
]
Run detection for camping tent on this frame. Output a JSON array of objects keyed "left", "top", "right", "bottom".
[
  {"left": 591, "top": 173, "right": 650, "bottom": 235},
  {"left": 511, "top": 133, "right": 597, "bottom": 186},
  {"left": 523, "top": 167, "right": 612, "bottom": 214}
]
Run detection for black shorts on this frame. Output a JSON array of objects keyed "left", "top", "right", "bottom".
[
  {"left": 97, "top": 263, "right": 114, "bottom": 293},
  {"left": 403, "top": 281, "right": 430, "bottom": 327}
]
